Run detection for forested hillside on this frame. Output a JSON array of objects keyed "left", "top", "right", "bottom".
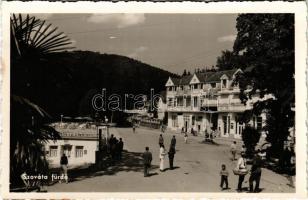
[{"left": 11, "top": 50, "right": 177, "bottom": 120}]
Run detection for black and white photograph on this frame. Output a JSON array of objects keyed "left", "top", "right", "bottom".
[{"left": 1, "top": 1, "right": 307, "bottom": 198}]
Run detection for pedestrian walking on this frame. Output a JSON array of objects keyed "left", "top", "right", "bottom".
[
  {"left": 184, "top": 133, "right": 188, "bottom": 144},
  {"left": 181, "top": 127, "right": 185, "bottom": 134},
  {"left": 168, "top": 145, "right": 176, "bottom": 169},
  {"left": 108, "top": 134, "right": 115, "bottom": 151},
  {"left": 111, "top": 137, "right": 118, "bottom": 162},
  {"left": 159, "top": 144, "right": 166, "bottom": 172},
  {"left": 171, "top": 135, "right": 176, "bottom": 148},
  {"left": 161, "top": 124, "right": 165, "bottom": 133},
  {"left": 249, "top": 150, "right": 263, "bottom": 192},
  {"left": 133, "top": 124, "right": 136, "bottom": 133},
  {"left": 220, "top": 164, "right": 229, "bottom": 190},
  {"left": 159, "top": 134, "right": 164, "bottom": 147},
  {"left": 142, "top": 147, "right": 152, "bottom": 177},
  {"left": 191, "top": 127, "right": 195, "bottom": 136},
  {"left": 118, "top": 138, "right": 124, "bottom": 160},
  {"left": 230, "top": 141, "right": 237, "bottom": 161},
  {"left": 60, "top": 153, "right": 69, "bottom": 184},
  {"left": 236, "top": 151, "right": 247, "bottom": 192}
]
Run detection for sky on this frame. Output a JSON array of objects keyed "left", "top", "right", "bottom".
[{"left": 37, "top": 13, "right": 238, "bottom": 74}]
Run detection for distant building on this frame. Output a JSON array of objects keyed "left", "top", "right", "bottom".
[{"left": 165, "top": 68, "right": 271, "bottom": 139}]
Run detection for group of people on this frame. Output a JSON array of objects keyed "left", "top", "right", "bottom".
[
  {"left": 159, "top": 134, "right": 177, "bottom": 171},
  {"left": 220, "top": 150, "right": 263, "bottom": 193},
  {"left": 108, "top": 134, "right": 124, "bottom": 161},
  {"left": 142, "top": 134, "right": 177, "bottom": 177}
]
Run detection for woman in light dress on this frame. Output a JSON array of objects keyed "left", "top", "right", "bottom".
[
  {"left": 159, "top": 144, "right": 166, "bottom": 172},
  {"left": 236, "top": 151, "right": 247, "bottom": 192}
]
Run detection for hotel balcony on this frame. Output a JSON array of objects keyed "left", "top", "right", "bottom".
[
  {"left": 166, "top": 105, "right": 202, "bottom": 112},
  {"left": 218, "top": 104, "right": 245, "bottom": 112},
  {"left": 218, "top": 87, "right": 240, "bottom": 94},
  {"left": 203, "top": 88, "right": 220, "bottom": 95},
  {"left": 175, "top": 89, "right": 191, "bottom": 96},
  {"left": 203, "top": 99, "right": 218, "bottom": 107},
  {"left": 217, "top": 99, "right": 250, "bottom": 112},
  {"left": 166, "top": 90, "right": 177, "bottom": 97}
]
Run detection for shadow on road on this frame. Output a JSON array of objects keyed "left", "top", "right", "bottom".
[
  {"left": 164, "top": 166, "right": 180, "bottom": 172},
  {"left": 68, "top": 150, "right": 159, "bottom": 183},
  {"left": 147, "top": 172, "right": 159, "bottom": 177}
]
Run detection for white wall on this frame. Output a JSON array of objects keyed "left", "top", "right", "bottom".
[{"left": 46, "top": 139, "right": 97, "bottom": 168}]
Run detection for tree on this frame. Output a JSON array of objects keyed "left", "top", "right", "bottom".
[
  {"left": 182, "top": 69, "right": 187, "bottom": 76},
  {"left": 11, "top": 14, "right": 75, "bottom": 100},
  {"left": 10, "top": 95, "right": 61, "bottom": 186},
  {"left": 10, "top": 14, "right": 74, "bottom": 186},
  {"left": 216, "top": 50, "right": 242, "bottom": 70},
  {"left": 233, "top": 14, "right": 294, "bottom": 157},
  {"left": 241, "top": 126, "right": 261, "bottom": 158}
]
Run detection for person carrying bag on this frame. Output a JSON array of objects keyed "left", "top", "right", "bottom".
[{"left": 234, "top": 151, "right": 248, "bottom": 192}]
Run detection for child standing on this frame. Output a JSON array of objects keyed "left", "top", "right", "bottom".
[
  {"left": 220, "top": 164, "right": 229, "bottom": 190},
  {"left": 184, "top": 133, "right": 188, "bottom": 144}
]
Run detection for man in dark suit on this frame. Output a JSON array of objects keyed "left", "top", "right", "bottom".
[
  {"left": 249, "top": 150, "right": 263, "bottom": 192},
  {"left": 118, "top": 138, "right": 124, "bottom": 160},
  {"left": 158, "top": 134, "right": 164, "bottom": 147},
  {"left": 142, "top": 146, "right": 152, "bottom": 177},
  {"left": 171, "top": 135, "right": 176, "bottom": 148},
  {"left": 60, "top": 153, "right": 68, "bottom": 183},
  {"left": 168, "top": 145, "right": 176, "bottom": 169}
]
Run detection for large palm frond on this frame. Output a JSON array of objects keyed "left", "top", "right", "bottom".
[
  {"left": 11, "top": 14, "right": 75, "bottom": 58},
  {"left": 11, "top": 95, "right": 61, "bottom": 186}
]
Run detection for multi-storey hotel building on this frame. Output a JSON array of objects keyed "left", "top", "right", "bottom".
[{"left": 165, "top": 68, "right": 268, "bottom": 139}]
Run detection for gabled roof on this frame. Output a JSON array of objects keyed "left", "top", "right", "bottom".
[
  {"left": 165, "top": 77, "right": 180, "bottom": 86},
  {"left": 170, "top": 77, "right": 181, "bottom": 85},
  {"left": 223, "top": 68, "right": 239, "bottom": 78},
  {"left": 205, "top": 71, "right": 226, "bottom": 82},
  {"left": 195, "top": 72, "right": 215, "bottom": 82},
  {"left": 206, "top": 69, "right": 239, "bottom": 82},
  {"left": 178, "top": 74, "right": 193, "bottom": 85},
  {"left": 166, "top": 68, "right": 241, "bottom": 86}
]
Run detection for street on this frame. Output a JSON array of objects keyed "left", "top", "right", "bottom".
[{"left": 47, "top": 127, "right": 295, "bottom": 193}]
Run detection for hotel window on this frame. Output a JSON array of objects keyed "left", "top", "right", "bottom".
[
  {"left": 193, "top": 97, "right": 198, "bottom": 107},
  {"left": 172, "top": 115, "right": 178, "bottom": 127},
  {"left": 177, "top": 97, "right": 183, "bottom": 107},
  {"left": 222, "top": 79, "right": 227, "bottom": 88},
  {"left": 75, "top": 146, "right": 84, "bottom": 158},
  {"left": 194, "top": 84, "right": 198, "bottom": 90},
  {"left": 211, "top": 83, "right": 216, "bottom": 88},
  {"left": 168, "top": 87, "right": 172, "bottom": 91},
  {"left": 192, "top": 116, "right": 195, "bottom": 125},
  {"left": 167, "top": 98, "right": 173, "bottom": 107},
  {"left": 49, "top": 146, "right": 58, "bottom": 157},
  {"left": 186, "top": 97, "right": 191, "bottom": 107}
]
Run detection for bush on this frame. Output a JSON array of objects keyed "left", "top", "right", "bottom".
[{"left": 242, "top": 126, "right": 261, "bottom": 158}]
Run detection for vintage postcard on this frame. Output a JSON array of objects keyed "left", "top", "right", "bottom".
[{"left": 1, "top": 1, "right": 307, "bottom": 199}]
